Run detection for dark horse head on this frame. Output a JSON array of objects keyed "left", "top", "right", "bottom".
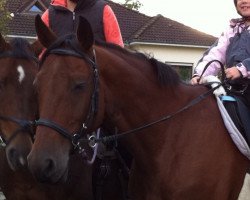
[
  {"left": 28, "top": 15, "right": 101, "bottom": 183},
  {"left": 0, "top": 34, "right": 41, "bottom": 170}
]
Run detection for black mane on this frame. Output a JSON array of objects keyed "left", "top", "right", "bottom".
[
  {"left": 8, "top": 38, "right": 36, "bottom": 61},
  {"left": 95, "top": 40, "right": 181, "bottom": 86}
]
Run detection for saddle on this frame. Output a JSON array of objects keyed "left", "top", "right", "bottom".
[
  {"left": 220, "top": 95, "right": 250, "bottom": 146},
  {"left": 200, "top": 75, "right": 250, "bottom": 159}
]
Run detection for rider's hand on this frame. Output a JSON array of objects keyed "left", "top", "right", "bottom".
[
  {"left": 190, "top": 76, "right": 200, "bottom": 85},
  {"left": 225, "top": 67, "right": 242, "bottom": 80}
]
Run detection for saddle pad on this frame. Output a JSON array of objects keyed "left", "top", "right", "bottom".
[
  {"left": 238, "top": 173, "right": 250, "bottom": 200},
  {"left": 216, "top": 96, "right": 250, "bottom": 160}
]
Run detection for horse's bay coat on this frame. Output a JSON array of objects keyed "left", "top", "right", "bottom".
[{"left": 27, "top": 15, "right": 250, "bottom": 200}]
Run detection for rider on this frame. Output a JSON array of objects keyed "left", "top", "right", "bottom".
[
  {"left": 190, "top": 0, "right": 250, "bottom": 107},
  {"left": 41, "top": 0, "right": 124, "bottom": 47}
]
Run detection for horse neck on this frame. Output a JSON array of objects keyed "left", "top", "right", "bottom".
[
  {"left": 98, "top": 53, "right": 217, "bottom": 157},
  {"left": 97, "top": 48, "right": 192, "bottom": 148}
]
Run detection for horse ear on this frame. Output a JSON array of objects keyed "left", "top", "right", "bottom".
[
  {"left": 30, "top": 39, "right": 44, "bottom": 57},
  {"left": 0, "top": 33, "right": 10, "bottom": 52},
  {"left": 35, "top": 14, "right": 57, "bottom": 48},
  {"left": 76, "top": 16, "right": 94, "bottom": 51}
]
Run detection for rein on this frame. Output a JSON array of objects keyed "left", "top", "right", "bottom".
[
  {"left": 199, "top": 59, "right": 249, "bottom": 95},
  {"left": 199, "top": 59, "right": 225, "bottom": 81},
  {"left": 93, "top": 82, "right": 223, "bottom": 144}
]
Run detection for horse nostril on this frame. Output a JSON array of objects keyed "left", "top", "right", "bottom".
[
  {"left": 40, "top": 158, "right": 56, "bottom": 181},
  {"left": 44, "top": 159, "right": 55, "bottom": 173},
  {"left": 29, "top": 158, "right": 56, "bottom": 183},
  {"left": 6, "top": 148, "right": 22, "bottom": 170},
  {"left": 7, "top": 147, "right": 28, "bottom": 167},
  {"left": 9, "top": 148, "right": 18, "bottom": 160}
]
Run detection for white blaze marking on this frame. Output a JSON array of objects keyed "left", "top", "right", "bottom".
[{"left": 17, "top": 65, "right": 25, "bottom": 83}]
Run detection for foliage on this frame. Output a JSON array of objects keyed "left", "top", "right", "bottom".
[
  {"left": 122, "top": 0, "right": 143, "bottom": 11},
  {"left": 0, "top": 0, "right": 12, "bottom": 35}
]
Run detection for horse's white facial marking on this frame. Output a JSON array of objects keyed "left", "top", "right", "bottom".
[{"left": 17, "top": 65, "right": 25, "bottom": 83}]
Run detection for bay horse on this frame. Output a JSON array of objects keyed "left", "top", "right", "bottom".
[
  {"left": 28, "top": 15, "right": 250, "bottom": 199},
  {"left": 0, "top": 34, "right": 93, "bottom": 200},
  {"left": 0, "top": 34, "right": 39, "bottom": 170}
]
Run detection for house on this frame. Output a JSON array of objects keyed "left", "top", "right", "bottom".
[{"left": 4, "top": 0, "right": 217, "bottom": 80}]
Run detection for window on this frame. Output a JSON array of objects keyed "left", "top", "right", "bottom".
[
  {"left": 166, "top": 62, "right": 193, "bottom": 82},
  {"left": 17, "top": 0, "right": 47, "bottom": 15},
  {"left": 29, "top": 5, "right": 42, "bottom": 12},
  {"left": 21, "top": 1, "right": 47, "bottom": 14}
]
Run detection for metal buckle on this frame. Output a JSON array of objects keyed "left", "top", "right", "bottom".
[
  {"left": 227, "top": 85, "right": 232, "bottom": 91},
  {"left": 226, "top": 84, "right": 248, "bottom": 95},
  {"left": 88, "top": 134, "right": 97, "bottom": 148},
  {"left": 82, "top": 123, "right": 87, "bottom": 130},
  {"left": 72, "top": 133, "right": 80, "bottom": 148},
  {"left": 0, "top": 136, "right": 6, "bottom": 147}
]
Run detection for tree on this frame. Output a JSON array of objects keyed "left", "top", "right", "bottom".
[
  {"left": 0, "top": 0, "right": 11, "bottom": 35},
  {"left": 122, "top": 0, "right": 143, "bottom": 11}
]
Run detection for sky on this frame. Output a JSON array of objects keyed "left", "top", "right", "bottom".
[{"left": 112, "top": 0, "right": 240, "bottom": 37}]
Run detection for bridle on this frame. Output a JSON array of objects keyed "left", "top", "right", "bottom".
[
  {"left": 35, "top": 34, "right": 100, "bottom": 153},
  {"left": 0, "top": 116, "right": 34, "bottom": 147}
]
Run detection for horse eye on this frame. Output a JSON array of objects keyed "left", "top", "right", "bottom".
[{"left": 73, "top": 82, "right": 86, "bottom": 91}]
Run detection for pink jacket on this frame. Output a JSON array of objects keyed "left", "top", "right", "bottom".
[{"left": 194, "top": 19, "right": 250, "bottom": 78}]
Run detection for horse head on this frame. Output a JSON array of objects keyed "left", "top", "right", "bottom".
[
  {"left": 28, "top": 15, "right": 101, "bottom": 183},
  {"left": 0, "top": 33, "right": 41, "bottom": 170}
]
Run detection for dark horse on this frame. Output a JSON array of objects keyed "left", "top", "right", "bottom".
[
  {"left": 0, "top": 34, "right": 93, "bottom": 200},
  {"left": 0, "top": 34, "right": 39, "bottom": 171},
  {"left": 28, "top": 15, "right": 250, "bottom": 199}
]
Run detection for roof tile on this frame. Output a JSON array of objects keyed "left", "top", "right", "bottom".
[{"left": 3, "top": 0, "right": 216, "bottom": 46}]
